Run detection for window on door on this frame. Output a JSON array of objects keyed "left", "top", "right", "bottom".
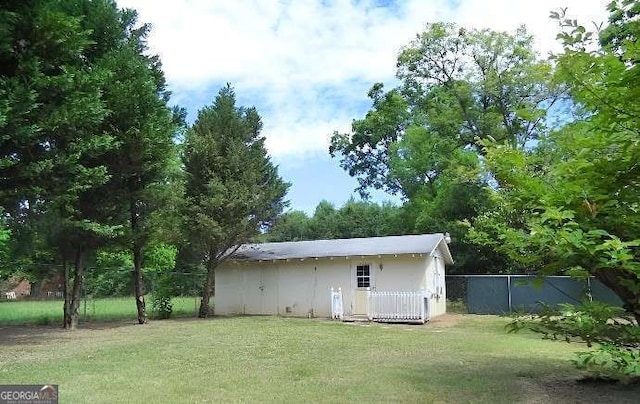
[{"left": 356, "top": 264, "right": 370, "bottom": 288}]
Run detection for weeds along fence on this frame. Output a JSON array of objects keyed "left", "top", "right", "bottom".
[{"left": 446, "top": 275, "right": 623, "bottom": 315}]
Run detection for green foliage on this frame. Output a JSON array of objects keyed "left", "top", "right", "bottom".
[
  {"left": 183, "top": 85, "right": 289, "bottom": 256},
  {"left": 508, "top": 301, "right": 638, "bottom": 347},
  {"left": 183, "top": 85, "right": 289, "bottom": 316},
  {"left": 146, "top": 242, "right": 178, "bottom": 319},
  {"left": 85, "top": 249, "right": 132, "bottom": 297},
  {"left": 144, "top": 243, "right": 177, "bottom": 274},
  {"left": 574, "top": 344, "right": 640, "bottom": 381},
  {"left": 148, "top": 243, "right": 178, "bottom": 319},
  {"left": 470, "top": 3, "right": 640, "bottom": 319},
  {"left": 265, "top": 199, "right": 405, "bottom": 242},
  {"left": 151, "top": 294, "right": 173, "bottom": 319},
  {"left": 0, "top": 212, "right": 10, "bottom": 277},
  {"left": 0, "top": 0, "right": 181, "bottom": 326},
  {"left": 329, "top": 23, "right": 557, "bottom": 273},
  {"left": 330, "top": 23, "right": 556, "bottom": 198},
  {"left": 169, "top": 244, "right": 206, "bottom": 296},
  {"left": 84, "top": 243, "right": 177, "bottom": 298},
  {"left": 507, "top": 301, "right": 640, "bottom": 381},
  {"left": 0, "top": 0, "right": 118, "bottom": 245},
  {"left": 264, "top": 210, "right": 311, "bottom": 242}
]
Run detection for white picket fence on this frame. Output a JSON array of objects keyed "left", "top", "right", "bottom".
[{"left": 368, "top": 290, "right": 429, "bottom": 323}]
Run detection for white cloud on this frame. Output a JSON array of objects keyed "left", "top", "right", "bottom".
[
  {"left": 116, "top": 0, "right": 610, "bottom": 157},
  {"left": 443, "top": 0, "right": 609, "bottom": 56}
]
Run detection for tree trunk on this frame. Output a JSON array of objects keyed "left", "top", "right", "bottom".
[
  {"left": 62, "top": 258, "right": 71, "bottom": 329},
  {"left": 132, "top": 241, "right": 147, "bottom": 324},
  {"left": 64, "top": 248, "right": 84, "bottom": 330},
  {"left": 130, "top": 198, "right": 147, "bottom": 324},
  {"left": 198, "top": 256, "right": 216, "bottom": 318},
  {"left": 594, "top": 269, "right": 640, "bottom": 325}
]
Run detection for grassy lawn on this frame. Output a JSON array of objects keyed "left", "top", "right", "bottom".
[
  {"left": 0, "top": 297, "right": 199, "bottom": 325},
  {"left": 2, "top": 314, "right": 638, "bottom": 403}
]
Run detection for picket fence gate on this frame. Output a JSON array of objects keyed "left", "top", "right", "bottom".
[{"left": 368, "top": 290, "right": 429, "bottom": 323}]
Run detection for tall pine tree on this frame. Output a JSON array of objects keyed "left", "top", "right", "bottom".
[
  {"left": 183, "top": 85, "right": 289, "bottom": 318},
  {"left": 93, "top": 8, "right": 181, "bottom": 324}
]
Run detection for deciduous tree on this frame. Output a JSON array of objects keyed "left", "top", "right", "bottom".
[
  {"left": 470, "top": 2, "right": 640, "bottom": 321},
  {"left": 330, "top": 24, "right": 555, "bottom": 272}
]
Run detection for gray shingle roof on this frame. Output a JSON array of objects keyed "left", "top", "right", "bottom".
[{"left": 229, "top": 233, "right": 453, "bottom": 264}]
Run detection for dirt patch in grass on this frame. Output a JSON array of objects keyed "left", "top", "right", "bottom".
[
  {"left": 518, "top": 376, "right": 640, "bottom": 403},
  {"left": 427, "top": 313, "right": 466, "bottom": 328}
]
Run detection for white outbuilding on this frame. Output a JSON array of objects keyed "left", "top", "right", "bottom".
[{"left": 214, "top": 233, "right": 453, "bottom": 322}]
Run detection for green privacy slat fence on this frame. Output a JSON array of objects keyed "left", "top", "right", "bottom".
[{"left": 446, "top": 275, "right": 623, "bottom": 314}]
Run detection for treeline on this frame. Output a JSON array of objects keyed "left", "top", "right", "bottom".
[
  {"left": 0, "top": 1, "right": 287, "bottom": 328},
  {"left": 265, "top": 200, "right": 404, "bottom": 242},
  {"left": 264, "top": 198, "right": 507, "bottom": 274}
]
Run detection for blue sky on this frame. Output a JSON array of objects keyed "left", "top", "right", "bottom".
[{"left": 116, "top": 0, "right": 608, "bottom": 214}]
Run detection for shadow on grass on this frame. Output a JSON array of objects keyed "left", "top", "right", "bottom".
[
  {"left": 0, "top": 314, "right": 205, "bottom": 346},
  {"left": 0, "top": 321, "right": 137, "bottom": 346},
  {"left": 401, "top": 355, "right": 640, "bottom": 403}
]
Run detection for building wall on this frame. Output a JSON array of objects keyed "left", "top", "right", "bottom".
[
  {"left": 215, "top": 254, "right": 447, "bottom": 319},
  {"left": 372, "top": 255, "right": 428, "bottom": 291},
  {"left": 216, "top": 258, "right": 352, "bottom": 318},
  {"left": 426, "top": 253, "right": 447, "bottom": 317},
  {"left": 11, "top": 279, "right": 31, "bottom": 298}
]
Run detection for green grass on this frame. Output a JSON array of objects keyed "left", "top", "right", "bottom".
[
  {"left": 0, "top": 296, "right": 199, "bottom": 325},
  {"left": 2, "top": 314, "right": 639, "bottom": 402},
  {"left": 2, "top": 315, "right": 635, "bottom": 403}
]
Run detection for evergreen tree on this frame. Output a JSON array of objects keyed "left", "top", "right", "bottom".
[
  {"left": 0, "top": 0, "right": 180, "bottom": 328},
  {"left": 182, "top": 85, "right": 289, "bottom": 318},
  {"left": 93, "top": 8, "right": 181, "bottom": 324}
]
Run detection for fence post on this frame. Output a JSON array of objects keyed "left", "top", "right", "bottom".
[{"left": 507, "top": 275, "right": 512, "bottom": 312}]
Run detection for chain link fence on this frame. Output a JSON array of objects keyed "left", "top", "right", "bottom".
[{"left": 446, "top": 275, "right": 623, "bottom": 314}]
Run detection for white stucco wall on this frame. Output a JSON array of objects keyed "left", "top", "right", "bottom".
[{"left": 215, "top": 253, "right": 447, "bottom": 319}]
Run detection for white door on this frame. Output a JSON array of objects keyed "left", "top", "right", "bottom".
[{"left": 353, "top": 263, "right": 372, "bottom": 315}]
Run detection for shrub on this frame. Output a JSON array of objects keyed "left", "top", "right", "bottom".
[
  {"left": 507, "top": 301, "right": 640, "bottom": 382},
  {"left": 151, "top": 294, "right": 173, "bottom": 320},
  {"left": 150, "top": 269, "right": 175, "bottom": 320}
]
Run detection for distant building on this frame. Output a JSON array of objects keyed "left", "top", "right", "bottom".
[{"left": 2, "top": 277, "right": 31, "bottom": 299}]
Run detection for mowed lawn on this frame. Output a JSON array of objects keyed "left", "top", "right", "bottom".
[
  {"left": 0, "top": 297, "right": 199, "bottom": 325},
  {"left": 1, "top": 315, "right": 639, "bottom": 403}
]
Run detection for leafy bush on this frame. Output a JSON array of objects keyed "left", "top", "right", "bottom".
[
  {"left": 508, "top": 301, "right": 640, "bottom": 382},
  {"left": 150, "top": 261, "right": 176, "bottom": 320},
  {"left": 574, "top": 344, "right": 640, "bottom": 381},
  {"left": 151, "top": 294, "right": 173, "bottom": 320}
]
